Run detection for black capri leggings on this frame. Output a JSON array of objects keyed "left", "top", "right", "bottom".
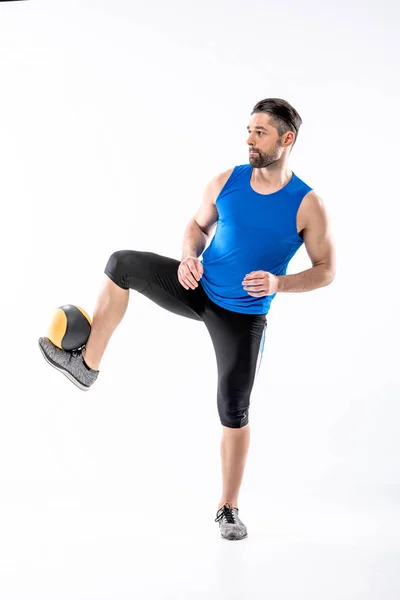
[{"left": 104, "top": 250, "right": 268, "bottom": 429}]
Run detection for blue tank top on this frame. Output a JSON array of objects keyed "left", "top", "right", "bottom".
[{"left": 199, "top": 164, "right": 313, "bottom": 315}]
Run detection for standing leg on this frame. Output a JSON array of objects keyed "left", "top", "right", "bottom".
[
  {"left": 203, "top": 307, "right": 267, "bottom": 517},
  {"left": 218, "top": 423, "right": 250, "bottom": 510}
]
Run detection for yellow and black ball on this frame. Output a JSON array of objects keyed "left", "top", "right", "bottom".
[{"left": 47, "top": 304, "right": 92, "bottom": 352}]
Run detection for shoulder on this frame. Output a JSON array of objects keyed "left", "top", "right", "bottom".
[
  {"left": 299, "top": 190, "right": 330, "bottom": 230},
  {"left": 206, "top": 167, "right": 235, "bottom": 205},
  {"left": 212, "top": 164, "right": 250, "bottom": 188},
  {"left": 215, "top": 167, "right": 235, "bottom": 188}
]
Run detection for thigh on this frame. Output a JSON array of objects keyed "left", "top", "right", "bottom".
[
  {"left": 202, "top": 301, "right": 268, "bottom": 427},
  {"left": 204, "top": 300, "right": 268, "bottom": 386},
  {"left": 104, "top": 250, "right": 206, "bottom": 321}
]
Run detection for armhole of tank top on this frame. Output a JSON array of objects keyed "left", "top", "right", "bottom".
[
  {"left": 215, "top": 166, "right": 237, "bottom": 206},
  {"left": 295, "top": 187, "right": 313, "bottom": 242}
]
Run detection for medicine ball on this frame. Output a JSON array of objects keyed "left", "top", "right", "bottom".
[{"left": 47, "top": 304, "right": 92, "bottom": 352}]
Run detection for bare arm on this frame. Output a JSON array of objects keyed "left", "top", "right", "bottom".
[
  {"left": 181, "top": 169, "right": 233, "bottom": 260},
  {"left": 181, "top": 221, "right": 209, "bottom": 261},
  {"left": 277, "top": 191, "right": 336, "bottom": 292}
]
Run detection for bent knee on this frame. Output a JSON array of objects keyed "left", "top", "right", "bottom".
[{"left": 104, "top": 250, "right": 144, "bottom": 290}]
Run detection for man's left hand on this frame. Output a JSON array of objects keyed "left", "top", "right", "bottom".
[{"left": 242, "top": 271, "right": 279, "bottom": 297}]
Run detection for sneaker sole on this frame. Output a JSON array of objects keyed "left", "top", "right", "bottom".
[
  {"left": 38, "top": 340, "right": 90, "bottom": 392},
  {"left": 221, "top": 533, "right": 248, "bottom": 541}
]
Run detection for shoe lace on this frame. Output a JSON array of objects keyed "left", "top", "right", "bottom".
[
  {"left": 71, "top": 344, "right": 86, "bottom": 358},
  {"left": 215, "top": 504, "right": 236, "bottom": 524}
]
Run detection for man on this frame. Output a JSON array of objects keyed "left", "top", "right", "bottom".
[{"left": 38, "top": 98, "right": 336, "bottom": 541}]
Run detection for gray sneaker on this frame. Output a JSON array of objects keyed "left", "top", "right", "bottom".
[
  {"left": 215, "top": 503, "right": 248, "bottom": 541},
  {"left": 38, "top": 336, "right": 99, "bottom": 391}
]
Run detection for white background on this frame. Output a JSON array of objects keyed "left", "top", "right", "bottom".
[{"left": 1, "top": 0, "right": 399, "bottom": 598}]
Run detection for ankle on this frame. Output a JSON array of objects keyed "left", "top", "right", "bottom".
[
  {"left": 82, "top": 348, "right": 100, "bottom": 371},
  {"left": 218, "top": 501, "right": 238, "bottom": 510}
]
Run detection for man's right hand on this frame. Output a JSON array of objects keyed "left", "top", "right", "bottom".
[{"left": 178, "top": 257, "right": 204, "bottom": 290}]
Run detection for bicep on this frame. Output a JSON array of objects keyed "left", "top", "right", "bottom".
[
  {"left": 303, "top": 193, "right": 336, "bottom": 275},
  {"left": 193, "top": 180, "right": 219, "bottom": 236}
]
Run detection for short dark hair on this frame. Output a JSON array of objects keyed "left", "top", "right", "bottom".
[{"left": 251, "top": 98, "right": 302, "bottom": 147}]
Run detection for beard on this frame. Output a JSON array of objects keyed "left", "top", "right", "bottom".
[{"left": 249, "top": 144, "right": 282, "bottom": 169}]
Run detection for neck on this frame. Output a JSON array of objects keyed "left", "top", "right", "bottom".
[{"left": 252, "top": 164, "right": 292, "bottom": 188}]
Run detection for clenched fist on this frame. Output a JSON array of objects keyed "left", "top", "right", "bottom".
[
  {"left": 242, "top": 271, "right": 279, "bottom": 297},
  {"left": 178, "top": 256, "right": 204, "bottom": 290}
]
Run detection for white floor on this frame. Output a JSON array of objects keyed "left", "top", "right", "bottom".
[{"left": 1, "top": 503, "right": 399, "bottom": 600}]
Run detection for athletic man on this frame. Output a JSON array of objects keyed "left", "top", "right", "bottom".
[{"left": 39, "top": 98, "right": 336, "bottom": 541}]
